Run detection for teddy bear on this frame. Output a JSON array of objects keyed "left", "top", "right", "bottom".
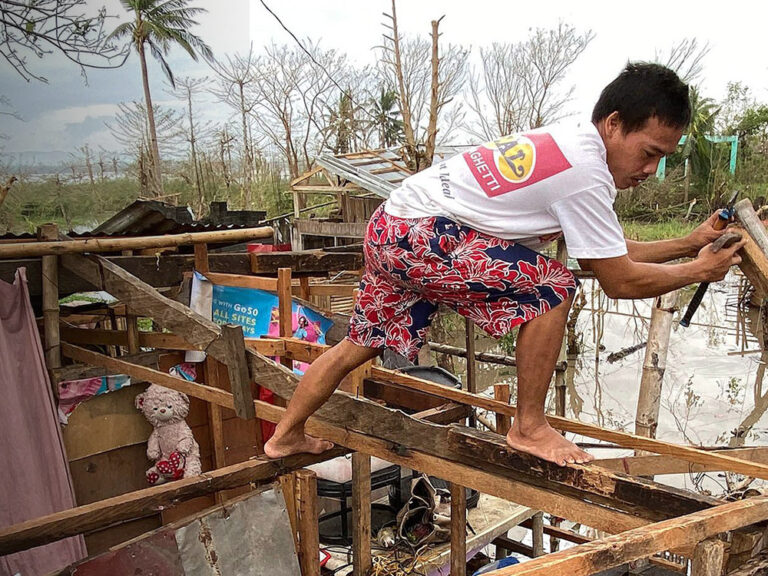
[{"left": 135, "top": 382, "right": 202, "bottom": 485}]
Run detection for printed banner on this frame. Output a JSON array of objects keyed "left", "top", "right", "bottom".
[{"left": 210, "top": 281, "right": 333, "bottom": 374}]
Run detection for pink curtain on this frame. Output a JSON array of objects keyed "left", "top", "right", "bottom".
[{"left": 0, "top": 268, "right": 86, "bottom": 575}]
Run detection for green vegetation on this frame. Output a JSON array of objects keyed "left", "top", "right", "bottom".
[{"left": 621, "top": 220, "right": 698, "bottom": 242}]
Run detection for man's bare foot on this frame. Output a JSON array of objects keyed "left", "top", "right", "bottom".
[
  {"left": 506, "top": 421, "right": 593, "bottom": 466},
  {"left": 264, "top": 430, "right": 334, "bottom": 459}
]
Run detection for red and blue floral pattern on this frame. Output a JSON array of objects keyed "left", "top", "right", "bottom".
[{"left": 347, "top": 205, "right": 578, "bottom": 361}]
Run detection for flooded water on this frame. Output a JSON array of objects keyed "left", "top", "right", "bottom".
[{"left": 437, "top": 270, "right": 767, "bottom": 496}]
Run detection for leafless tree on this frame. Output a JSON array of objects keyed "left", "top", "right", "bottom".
[
  {"left": 379, "top": 1, "right": 468, "bottom": 170},
  {"left": 248, "top": 41, "right": 349, "bottom": 180},
  {"left": 655, "top": 38, "right": 710, "bottom": 85},
  {"left": 466, "top": 23, "right": 594, "bottom": 140},
  {"left": 169, "top": 76, "right": 213, "bottom": 216},
  {"left": 209, "top": 47, "right": 258, "bottom": 206},
  {"left": 0, "top": 0, "right": 127, "bottom": 82},
  {"left": 107, "top": 101, "right": 184, "bottom": 197}
]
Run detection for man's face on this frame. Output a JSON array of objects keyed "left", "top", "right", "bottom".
[{"left": 602, "top": 113, "right": 683, "bottom": 190}]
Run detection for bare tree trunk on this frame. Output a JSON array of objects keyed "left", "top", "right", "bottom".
[
  {"left": 184, "top": 87, "right": 204, "bottom": 217},
  {"left": 238, "top": 81, "right": 253, "bottom": 208},
  {"left": 387, "top": 0, "right": 419, "bottom": 170},
  {"left": 423, "top": 17, "right": 443, "bottom": 170},
  {"left": 137, "top": 39, "right": 163, "bottom": 197}
]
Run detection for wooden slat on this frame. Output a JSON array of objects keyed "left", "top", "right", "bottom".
[
  {"left": 485, "top": 496, "right": 768, "bottom": 576},
  {"left": 352, "top": 452, "right": 372, "bottom": 576},
  {"left": 594, "top": 447, "right": 768, "bottom": 476},
  {"left": 296, "top": 470, "right": 319, "bottom": 576},
  {"left": 244, "top": 337, "right": 286, "bottom": 357},
  {"left": 0, "top": 448, "right": 345, "bottom": 556},
  {"left": 370, "top": 366, "right": 768, "bottom": 481},
  {"left": 204, "top": 271, "right": 278, "bottom": 292},
  {"left": 451, "top": 482, "right": 467, "bottom": 576}
]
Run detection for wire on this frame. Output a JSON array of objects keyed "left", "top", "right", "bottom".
[{"left": 257, "top": 0, "right": 378, "bottom": 122}]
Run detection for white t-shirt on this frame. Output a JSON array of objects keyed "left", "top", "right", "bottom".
[{"left": 385, "top": 120, "right": 628, "bottom": 259}]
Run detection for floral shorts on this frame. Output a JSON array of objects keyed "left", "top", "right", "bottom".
[{"left": 347, "top": 204, "right": 578, "bottom": 362}]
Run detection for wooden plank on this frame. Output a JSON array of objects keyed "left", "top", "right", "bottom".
[
  {"left": 246, "top": 352, "right": 720, "bottom": 523},
  {"left": 204, "top": 271, "right": 278, "bottom": 292},
  {"left": 0, "top": 227, "right": 273, "bottom": 258},
  {"left": 352, "top": 452, "right": 372, "bottom": 576},
  {"left": 296, "top": 469, "right": 319, "bottom": 576},
  {"left": 220, "top": 324, "right": 256, "bottom": 420},
  {"left": 691, "top": 538, "right": 728, "bottom": 576},
  {"left": 290, "top": 283, "right": 359, "bottom": 298},
  {"left": 370, "top": 366, "right": 768, "bottom": 481},
  {"left": 294, "top": 219, "right": 367, "bottom": 238},
  {"left": 449, "top": 426, "right": 718, "bottom": 522},
  {"left": 451, "top": 482, "right": 468, "bottom": 576},
  {"left": 595, "top": 447, "right": 768, "bottom": 476},
  {"left": 51, "top": 351, "right": 159, "bottom": 383},
  {"left": 485, "top": 497, "right": 768, "bottom": 576},
  {"left": 61, "top": 254, "right": 222, "bottom": 353},
  {"left": 249, "top": 250, "right": 363, "bottom": 275},
  {"left": 520, "top": 518, "right": 592, "bottom": 545},
  {"left": 244, "top": 337, "right": 287, "bottom": 357},
  {"left": 0, "top": 449, "right": 345, "bottom": 556}
]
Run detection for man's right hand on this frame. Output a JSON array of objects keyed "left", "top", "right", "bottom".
[{"left": 694, "top": 237, "right": 746, "bottom": 282}]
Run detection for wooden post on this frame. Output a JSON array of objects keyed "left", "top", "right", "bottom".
[
  {"left": 466, "top": 318, "right": 476, "bottom": 427},
  {"left": 299, "top": 276, "right": 310, "bottom": 301},
  {"left": 352, "top": 452, "right": 372, "bottom": 576},
  {"left": 532, "top": 511, "right": 545, "bottom": 557},
  {"left": 450, "top": 482, "right": 467, "bottom": 576},
  {"left": 126, "top": 315, "right": 140, "bottom": 354},
  {"left": 691, "top": 538, "right": 728, "bottom": 576},
  {"left": 296, "top": 469, "right": 320, "bottom": 576},
  {"left": 279, "top": 473, "right": 300, "bottom": 551},
  {"left": 494, "top": 383, "right": 511, "bottom": 436},
  {"left": 38, "top": 224, "right": 61, "bottom": 375},
  {"left": 339, "top": 360, "right": 372, "bottom": 395},
  {"left": 278, "top": 267, "right": 293, "bottom": 370},
  {"left": 635, "top": 290, "right": 678, "bottom": 457}
]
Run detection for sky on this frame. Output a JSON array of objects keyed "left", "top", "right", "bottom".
[{"left": 1, "top": 0, "right": 766, "bottom": 165}]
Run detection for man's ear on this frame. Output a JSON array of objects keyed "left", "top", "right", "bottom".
[{"left": 604, "top": 111, "right": 622, "bottom": 138}]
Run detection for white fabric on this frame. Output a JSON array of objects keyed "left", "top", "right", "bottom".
[
  {"left": 308, "top": 454, "right": 394, "bottom": 484},
  {"left": 185, "top": 272, "right": 213, "bottom": 363},
  {"left": 385, "top": 120, "right": 628, "bottom": 259}
]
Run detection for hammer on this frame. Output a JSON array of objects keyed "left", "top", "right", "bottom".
[{"left": 679, "top": 230, "right": 743, "bottom": 327}]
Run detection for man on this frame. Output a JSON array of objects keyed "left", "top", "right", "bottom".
[{"left": 264, "top": 63, "right": 744, "bottom": 466}]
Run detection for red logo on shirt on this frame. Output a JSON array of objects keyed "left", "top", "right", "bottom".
[{"left": 463, "top": 133, "right": 571, "bottom": 197}]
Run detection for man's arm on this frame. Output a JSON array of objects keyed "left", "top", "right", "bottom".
[
  {"left": 578, "top": 238, "right": 745, "bottom": 300},
  {"left": 625, "top": 212, "right": 726, "bottom": 263}
]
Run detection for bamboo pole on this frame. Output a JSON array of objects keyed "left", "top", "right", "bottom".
[
  {"left": 0, "top": 226, "right": 274, "bottom": 258},
  {"left": 635, "top": 290, "right": 678, "bottom": 457},
  {"left": 39, "top": 224, "right": 61, "bottom": 374}
]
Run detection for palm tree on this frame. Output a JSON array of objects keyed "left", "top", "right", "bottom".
[{"left": 109, "top": 0, "right": 212, "bottom": 197}]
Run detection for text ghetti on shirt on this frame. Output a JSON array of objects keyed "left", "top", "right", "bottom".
[{"left": 385, "top": 120, "right": 628, "bottom": 259}]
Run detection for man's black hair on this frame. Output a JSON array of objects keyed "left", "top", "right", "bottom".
[{"left": 591, "top": 62, "right": 691, "bottom": 132}]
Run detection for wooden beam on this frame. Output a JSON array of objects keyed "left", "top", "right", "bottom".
[
  {"left": 204, "top": 271, "right": 278, "bottom": 292},
  {"left": 247, "top": 352, "right": 719, "bottom": 523},
  {"left": 294, "top": 219, "right": 367, "bottom": 238},
  {"left": 691, "top": 538, "right": 728, "bottom": 576},
  {"left": 0, "top": 449, "right": 346, "bottom": 556},
  {"left": 0, "top": 227, "right": 274, "bottom": 259},
  {"left": 244, "top": 337, "right": 287, "bottom": 357},
  {"left": 520, "top": 518, "right": 592, "bottom": 545},
  {"left": 249, "top": 250, "right": 362, "bottom": 275},
  {"left": 296, "top": 470, "right": 319, "bottom": 576},
  {"left": 352, "top": 452, "right": 372, "bottom": 576},
  {"left": 50, "top": 351, "right": 159, "bottom": 383},
  {"left": 483, "top": 497, "right": 768, "bottom": 576},
  {"left": 594, "top": 447, "right": 768, "bottom": 476},
  {"left": 220, "top": 324, "right": 256, "bottom": 420},
  {"left": 369, "top": 366, "right": 768, "bottom": 481},
  {"left": 451, "top": 482, "right": 468, "bottom": 576}
]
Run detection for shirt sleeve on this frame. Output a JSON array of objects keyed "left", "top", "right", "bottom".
[{"left": 549, "top": 186, "right": 628, "bottom": 259}]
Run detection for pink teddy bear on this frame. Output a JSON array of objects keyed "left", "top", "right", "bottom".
[{"left": 135, "top": 383, "right": 202, "bottom": 485}]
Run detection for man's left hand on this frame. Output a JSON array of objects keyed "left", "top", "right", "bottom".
[{"left": 685, "top": 211, "right": 727, "bottom": 257}]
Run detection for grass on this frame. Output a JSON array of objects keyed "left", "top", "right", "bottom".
[{"left": 621, "top": 219, "right": 698, "bottom": 242}]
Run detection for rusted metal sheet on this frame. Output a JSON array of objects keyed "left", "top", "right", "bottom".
[{"left": 176, "top": 488, "right": 300, "bottom": 576}]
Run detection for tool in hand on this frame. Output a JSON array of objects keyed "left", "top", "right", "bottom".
[{"left": 679, "top": 190, "right": 741, "bottom": 328}]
